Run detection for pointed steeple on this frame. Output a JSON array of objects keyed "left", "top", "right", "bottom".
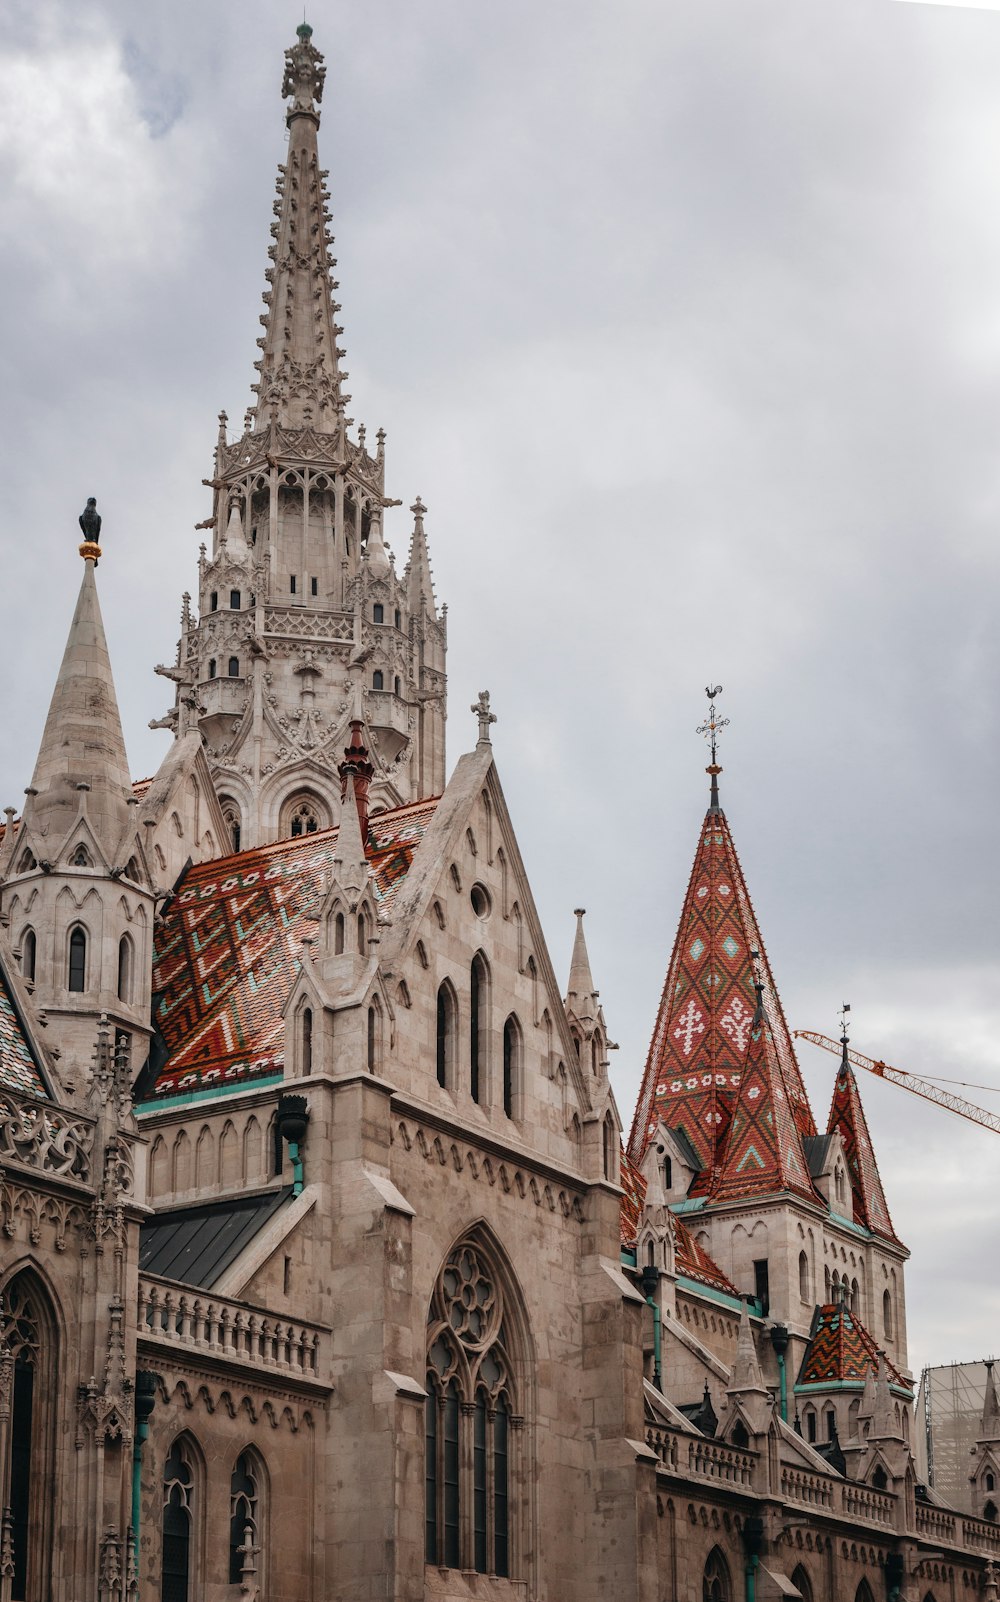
[
  {"left": 565, "top": 908, "right": 598, "bottom": 1032},
  {"left": 981, "top": 1361, "right": 1000, "bottom": 1445},
  {"left": 825, "top": 1030, "right": 899, "bottom": 1243},
  {"left": 405, "top": 497, "right": 437, "bottom": 617},
  {"left": 252, "top": 25, "right": 347, "bottom": 430},
  {"left": 330, "top": 774, "right": 368, "bottom": 907},
  {"left": 24, "top": 542, "right": 131, "bottom": 859},
  {"left": 711, "top": 983, "right": 816, "bottom": 1204},
  {"left": 363, "top": 511, "right": 391, "bottom": 579},
  {"left": 858, "top": 1358, "right": 878, "bottom": 1429},
  {"left": 628, "top": 792, "right": 815, "bottom": 1173}
]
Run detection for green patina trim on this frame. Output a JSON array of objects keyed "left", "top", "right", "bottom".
[
  {"left": 621, "top": 1248, "right": 637, "bottom": 1268},
  {"left": 669, "top": 1198, "right": 706, "bottom": 1214},
  {"left": 794, "top": 1379, "right": 913, "bottom": 1399},
  {"left": 135, "top": 1073, "right": 284, "bottom": 1115},
  {"left": 675, "top": 1275, "right": 748, "bottom": 1315},
  {"left": 827, "top": 1210, "right": 873, "bottom": 1240}
]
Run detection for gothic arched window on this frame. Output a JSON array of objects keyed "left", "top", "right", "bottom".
[
  {"left": 227, "top": 656, "right": 240, "bottom": 678},
  {"left": 68, "top": 925, "right": 87, "bottom": 993},
  {"left": 162, "top": 1437, "right": 196, "bottom": 1602},
  {"left": 436, "top": 982, "right": 457, "bottom": 1090},
  {"left": 280, "top": 794, "right": 328, "bottom": 840},
  {"left": 20, "top": 928, "right": 35, "bottom": 983},
  {"left": 985, "top": 1500, "right": 998, "bottom": 1523},
  {"left": 703, "top": 1546, "right": 732, "bottom": 1601},
  {"left": 302, "top": 1007, "right": 313, "bottom": 1075},
  {"left": 791, "top": 1567, "right": 813, "bottom": 1602},
  {"left": 208, "top": 659, "right": 217, "bottom": 680},
  {"left": 367, "top": 1000, "right": 382, "bottom": 1074},
  {"left": 228, "top": 1449, "right": 265, "bottom": 1586},
  {"left": 221, "top": 801, "right": 241, "bottom": 853},
  {"left": 502, "top": 1015, "right": 521, "bottom": 1120},
  {"left": 799, "top": 1250, "right": 810, "bottom": 1303},
  {"left": 603, "top": 1113, "right": 617, "bottom": 1182},
  {"left": 2, "top": 1272, "right": 57, "bottom": 1600},
  {"left": 883, "top": 1288, "right": 893, "bottom": 1340},
  {"left": 425, "top": 1237, "right": 524, "bottom": 1576},
  {"left": 470, "top": 953, "right": 489, "bottom": 1104},
  {"left": 117, "top": 935, "right": 133, "bottom": 1003},
  {"left": 372, "top": 670, "right": 384, "bottom": 691}
]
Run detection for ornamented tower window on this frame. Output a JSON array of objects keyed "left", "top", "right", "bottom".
[
  {"left": 68, "top": 925, "right": 87, "bottom": 993},
  {"left": 280, "top": 795, "right": 328, "bottom": 840},
  {"left": 20, "top": 929, "right": 35, "bottom": 982},
  {"left": 425, "top": 1237, "right": 524, "bottom": 1577},
  {"left": 228, "top": 1450, "right": 265, "bottom": 1586}
]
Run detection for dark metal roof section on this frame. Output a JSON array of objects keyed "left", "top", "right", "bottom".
[
  {"left": 802, "top": 1134, "right": 834, "bottom": 1178},
  {"left": 139, "top": 1186, "right": 294, "bottom": 1289},
  {"left": 669, "top": 1125, "right": 703, "bottom": 1174}
]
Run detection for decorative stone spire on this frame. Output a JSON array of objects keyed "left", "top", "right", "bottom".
[
  {"left": 565, "top": 909, "right": 598, "bottom": 1032},
  {"left": 252, "top": 26, "right": 346, "bottom": 429},
  {"left": 857, "top": 1358, "right": 878, "bottom": 1429},
  {"left": 331, "top": 772, "right": 368, "bottom": 907},
  {"left": 364, "top": 512, "right": 391, "bottom": 579},
  {"left": 981, "top": 1360, "right": 1000, "bottom": 1445},
  {"left": 405, "top": 497, "right": 437, "bottom": 616},
  {"left": 24, "top": 536, "right": 131, "bottom": 859},
  {"left": 725, "top": 1298, "right": 773, "bottom": 1437},
  {"left": 825, "top": 1016, "right": 899, "bottom": 1243},
  {"left": 471, "top": 691, "right": 496, "bottom": 748}
]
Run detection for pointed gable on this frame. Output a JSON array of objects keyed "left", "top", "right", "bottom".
[
  {"left": 629, "top": 806, "right": 815, "bottom": 1171},
  {"left": 711, "top": 1000, "right": 817, "bottom": 1204},
  {"left": 619, "top": 1147, "right": 737, "bottom": 1300},
  {"left": 795, "top": 1302, "right": 911, "bottom": 1396},
  {"left": 826, "top": 1055, "right": 899, "bottom": 1243}
]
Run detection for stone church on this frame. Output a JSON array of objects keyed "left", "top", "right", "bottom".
[{"left": 0, "top": 23, "right": 997, "bottom": 1602}]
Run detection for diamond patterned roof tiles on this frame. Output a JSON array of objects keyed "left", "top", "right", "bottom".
[
  {"left": 618, "top": 1149, "right": 738, "bottom": 1300},
  {"left": 0, "top": 965, "right": 48, "bottom": 1099},
  {"left": 826, "top": 1053, "right": 899, "bottom": 1244},
  {"left": 795, "top": 1302, "right": 911, "bottom": 1395},
  {"left": 143, "top": 796, "right": 439, "bottom": 1104},
  {"left": 628, "top": 805, "right": 816, "bottom": 1189},
  {"left": 711, "top": 1000, "right": 818, "bottom": 1205}
]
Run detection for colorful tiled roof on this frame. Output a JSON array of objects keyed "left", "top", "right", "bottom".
[
  {"left": 628, "top": 806, "right": 816, "bottom": 1178},
  {"left": 143, "top": 797, "right": 439, "bottom": 1104},
  {"left": 672, "top": 1212, "right": 740, "bottom": 1299},
  {"left": 795, "top": 1302, "right": 911, "bottom": 1396},
  {"left": 620, "top": 1148, "right": 646, "bottom": 1246},
  {"left": 826, "top": 1053, "right": 899, "bottom": 1243},
  {"left": 711, "top": 1001, "right": 817, "bottom": 1205},
  {"left": 0, "top": 966, "right": 48, "bottom": 1099}
]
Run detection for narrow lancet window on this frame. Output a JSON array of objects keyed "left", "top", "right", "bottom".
[{"left": 68, "top": 926, "right": 86, "bottom": 993}]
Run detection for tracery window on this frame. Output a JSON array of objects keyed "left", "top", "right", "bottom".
[
  {"left": 221, "top": 801, "right": 241, "bottom": 853},
  {"left": 161, "top": 1438, "right": 196, "bottom": 1602},
  {"left": 703, "top": 1546, "right": 732, "bottom": 1601},
  {"left": 1, "top": 1273, "right": 56, "bottom": 1602},
  {"left": 425, "top": 1239, "right": 521, "bottom": 1576},
  {"left": 281, "top": 794, "right": 327, "bottom": 840}
]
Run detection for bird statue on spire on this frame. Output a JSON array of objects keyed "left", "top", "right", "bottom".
[{"left": 78, "top": 497, "right": 103, "bottom": 564}]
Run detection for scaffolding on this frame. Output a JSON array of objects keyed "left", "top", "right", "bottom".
[{"left": 916, "top": 1360, "right": 992, "bottom": 1511}]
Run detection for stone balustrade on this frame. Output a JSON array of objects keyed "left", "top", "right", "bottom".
[
  {"left": 780, "top": 1465, "right": 835, "bottom": 1510},
  {"left": 687, "top": 1437, "right": 756, "bottom": 1488},
  {"left": 959, "top": 1515, "right": 1000, "bottom": 1557},
  {"left": 645, "top": 1426, "right": 679, "bottom": 1471},
  {"left": 842, "top": 1482, "right": 896, "bottom": 1528},
  {"left": 137, "top": 1275, "right": 325, "bottom": 1381}
]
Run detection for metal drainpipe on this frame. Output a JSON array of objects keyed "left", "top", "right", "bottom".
[
  {"left": 769, "top": 1323, "right": 789, "bottom": 1424},
  {"left": 742, "top": 1515, "right": 765, "bottom": 1602},
  {"left": 639, "top": 1264, "right": 662, "bottom": 1390},
  {"left": 131, "top": 1371, "right": 159, "bottom": 1578},
  {"left": 276, "top": 1094, "right": 310, "bottom": 1198}
]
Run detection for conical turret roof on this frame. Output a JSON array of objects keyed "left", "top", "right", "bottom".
[
  {"left": 251, "top": 26, "right": 348, "bottom": 430},
  {"left": 825, "top": 1042, "right": 899, "bottom": 1243},
  {"left": 25, "top": 555, "right": 131, "bottom": 858},
  {"left": 628, "top": 802, "right": 815, "bottom": 1174}
]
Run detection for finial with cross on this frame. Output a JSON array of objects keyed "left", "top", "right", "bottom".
[
  {"left": 839, "top": 1002, "right": 851, "bottom": 1053},
  {"left": 697, "top": 685, "right": 729, "bottom": 812},
  {"left": 471, "top": 691, "right": 496, "bottom": 747}
]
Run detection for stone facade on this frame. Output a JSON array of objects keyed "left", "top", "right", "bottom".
[{"left": 0, "top": 23, "right": 996, "bottom": 1602}]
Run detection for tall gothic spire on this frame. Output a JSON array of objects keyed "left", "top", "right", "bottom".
[
  {"left": 565, "top": 908, "right": 599, "bottom": 1033},
  {"left": 628, "top": 799, "right": 815, "bottom": 1171},
  {"left": 252, "top": 25, "right": 348, "bottom": 430},
  {"left": 825, "top": 1032, "right": 899, "bottom": 1244},
  {"left": 405, "top": 497, "right": 438, "bottom": 617},
  {"left": 25, "top": 542, "right": 132, "bottom": 859}
]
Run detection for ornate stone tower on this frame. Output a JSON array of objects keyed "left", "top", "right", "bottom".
[{"left": 165, "top": 24, "right": 447, "bottom": 849}]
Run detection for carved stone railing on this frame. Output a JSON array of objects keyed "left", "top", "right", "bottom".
[
  {"left": 645, "top": 1426, "right": 679, "bottom": 1471},
  {"left": 137, "top": 1275, "right": 326, "bottom": 1382},
  {"left": 914, "top": 1502, "right": 957, "bottom": 1543},
  {"left": 780, "top": 1465, "right": 835, "bottom": 1510},
  {"left": 263, "top": 607, "right": 355, "bottom": 643},
  {"left": 687, "top": 1438, "right": 756, "bottom": 1488},
  {"left": 959, "top": 1514, "right": 1000, "bottom": 1556},
  {"left": 843, "top": 1482, "right": 896, "bottom": 1529},
  {"left": 0, "top": 1090, "right": 93, "bottom": 1184}
]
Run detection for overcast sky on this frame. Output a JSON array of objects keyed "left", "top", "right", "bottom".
[{"left": 2, "top": 0, "right": 999, "bottom": 1379}]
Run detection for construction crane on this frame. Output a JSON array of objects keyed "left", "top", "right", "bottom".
[{"left": 794, "top": 1032, "right": 1000, "bottom": 1137}]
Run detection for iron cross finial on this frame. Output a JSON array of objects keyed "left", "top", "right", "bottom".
[
  {"left": 839, "top": 1002, "right": 851, "bottom": 1045},
  {"left": 471, "top": 691, "right": 497, "bottom": 747},
  {"left": 697, "top": 685, "right": 729, "bottom": 812}
]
